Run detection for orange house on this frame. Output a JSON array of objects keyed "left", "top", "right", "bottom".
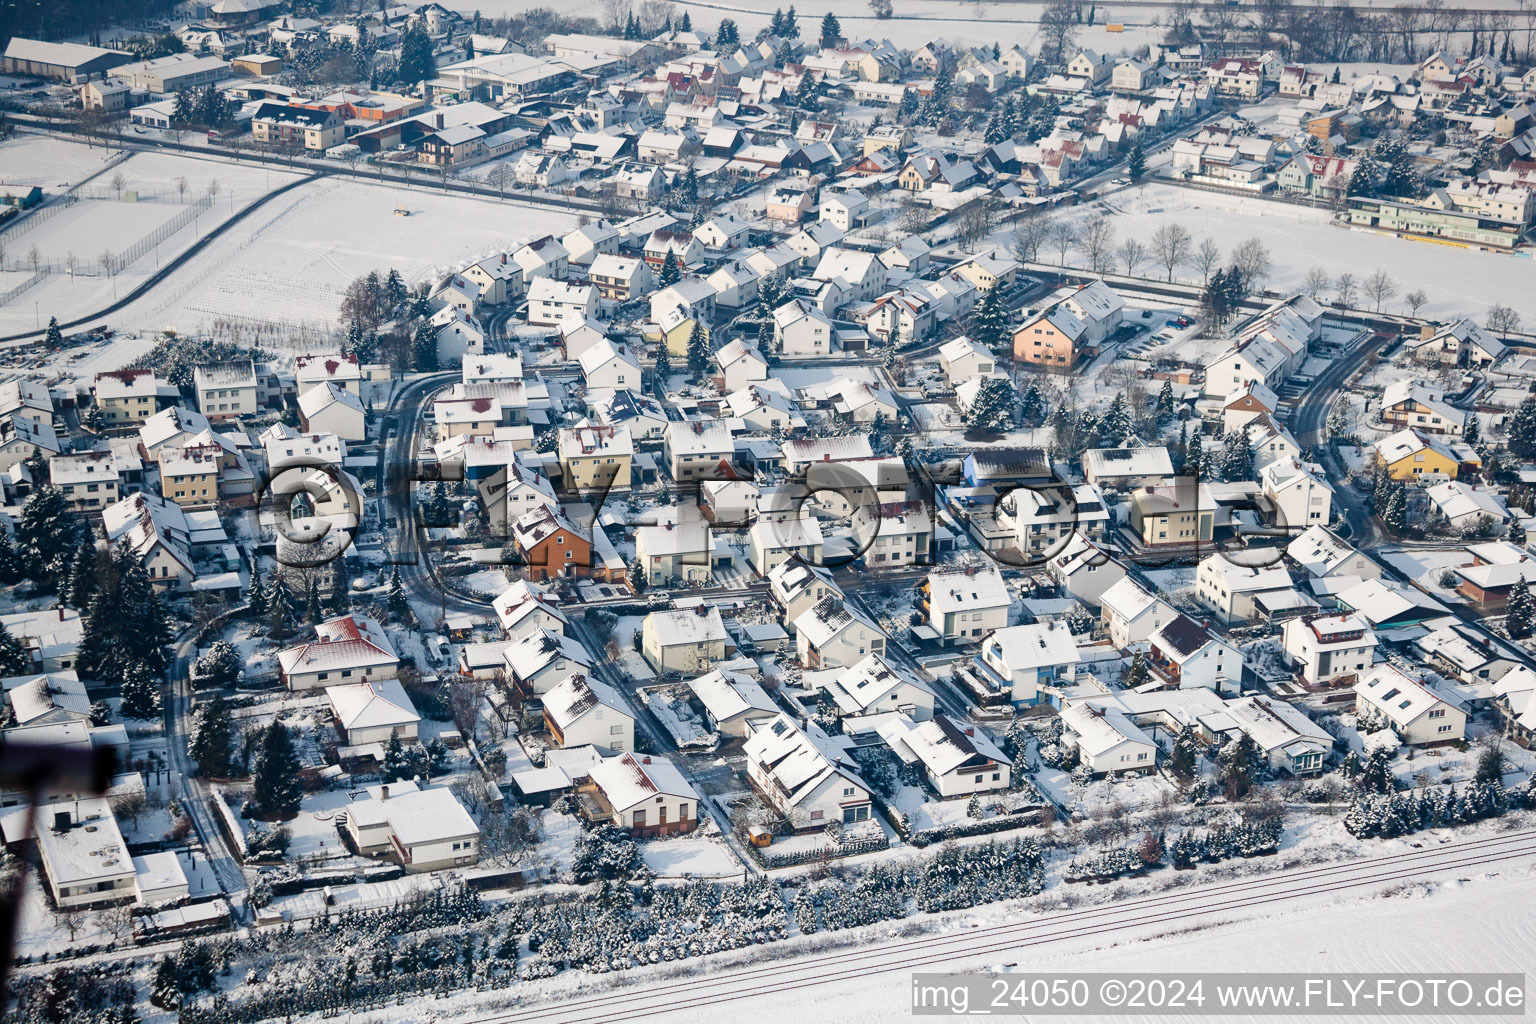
[
  {"left": 510, "top": 505, "right": 592, "bottom": 581},
  {"left": 1012, "top": 305, "right": 1089, "bottom": 369}
]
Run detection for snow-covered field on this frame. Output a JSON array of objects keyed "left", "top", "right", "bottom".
[
  {"left": 0, "top": 137, "right": 583, "bottom": 343},
  {"left": 1053, "top": 183, "right": 1536, "bottom": 324}
]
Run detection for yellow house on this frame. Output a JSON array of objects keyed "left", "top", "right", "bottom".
[
  {"left": 953, "top": 252, "right": 1021, "bottom": 294},
  {"left": 1129, "top": 483, "right": 1214, "bottom": 546},
  {"left": 557, "top": 424, "right": 633, "bottom": 494},
  {"left": 93, "top": 368, "right": 172, "bottom": 425},
  {"left": 863, "top": 125, "right": 910, "bottom": 155},
  {"left": 649, "top": 308, "right": 701, "bottom": 358},
  {"left": 1374, "top": 427, "right": 1467, "bottom": 483},
  {"left": 159, "top": 446, "right": 222, "bottom": 507}
]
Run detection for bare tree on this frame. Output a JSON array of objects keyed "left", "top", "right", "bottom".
[
  {"left": 1404, "top": 288, "right": 1429, "bottom": 318},
  {"left": 65, "top": 251, "right": 77, "bottom": 277},
  {"left": 1334, "top": 271, "right": 1358, "bottom": 308},
  {"left": 1078, "top": 215, "right": 1116, "bottom": 275},
  {"left": 1039, "top": 0, "right": 1080, "bottom": 64},
  {"left": 1011, "top": 215, "right": 1051, "bottom": 263},
  {"left": 1149, "top": 223, "right": 1192, "bottom": 282},
  {"left": 176, "top": 176, "right": 188, "bottom": 203},
  {"left": 99, "top": 248, "right": 115, "bottom": 276},
  {"left": 1488, "top": 303, "right": 1522, "bottom": 338},
  {"left": 1047, "top": 220, "right": 1077, "bottom": 266},
  {"left": 602, "top": 0, "right": 631, "bottom": 28},
  {"left": 1303, "top": 266, "right": 1332, "bottom": 300},
  {"left": 1118, "top": 237, "right": 1147, "bottom": 276},
  {"left": 1230, "top": 237, "right": 1272, "bottom": 293},
  {"left": 94, "top": 902, "right": 134, "bottom": 945},
  {"left": 110, "top": 171, "right": 126, "bottom": 200},
  {"left": 1363, "top": 268, "right": 1397, "bottom": 312},
  {"left": 488, "top": 160, "right": 512, "bottom": 198},
  {"left": 206, "top": 178, "right": 221, "bottom": 205},
  {"left": 54, "top": 906, "right": 85, "bottom": 943},
  {"left": 1193, "top": 237, "right": 1221, "bottom": 285}
]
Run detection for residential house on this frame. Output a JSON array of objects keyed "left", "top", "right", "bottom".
[
  {"left": 557, "top": 424, "right": 633, "bottom": 494},
  {"left": 975, "top": 621, "right": 1080, "bottom": 706},
  {"left": 1147, "top": 615, "right": 1241, "bottom": 695},
  {"left": 794, "top": 595, "right": 887, "bottom": 669},
  {"left": 1061, "top": 703, "right": 1158, "bottom": 777},
  {"left": 509, "top": 504, "right": 591, "bottom": 581},
  {"left": 1355, "top": 664, "right": 1466, "bottom": 745},
  {"left": 806, "top": 652, "right": 935, "bottom": 721},
  {"left": 742, "top": 714, "right": 872, "bottom": 829},
  {"left": 641, "top": 604, "right": 729, "bottom": 674},
  {"left": 278, "top": 614, "right": 399, "bottom": 691},
  {"left": 527, "top": 278, "right": 598, "bottom": 326},
  {"left": 920, "top": 565, "right": 1011, "bottom": 645},
  {"left": 543, "top": 674, "right": 633, "bottom": 754},
  {"left": 583, "top": 752, "right": 700, "bottom": 835},
  {"left": 872, "top": 713, "right": 1012, "bottom": 798},
  {"left": 687, "top": 669, "right": 778, "bottom": 738},
  {"left": 1281, "top": 611, "right": 1377, "bottom": 685},
  {"left": 502, "top": 629, "right": 594, "bottom": 696},
  {"left": 1195, "top": 555, "right": 1296, "bottom": 624},
  {"left": 326, "top": 679, "right": 421, "bottom": 746},
  {"left": 343, "top": 781, "right": 479, "bottom": 871}
]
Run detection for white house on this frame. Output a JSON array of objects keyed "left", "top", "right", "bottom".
[
  {"left": 527, "top": 277, "right": 598, "bottom": 326},
  {"left": 344, "top": 781, "right": 480, "bottom": 872},
  {"left": 585, "top": 752, "right": 701, "bottom": 835},
  {"left": 1286, "top": 525, "right": 1382, "bottom": 581},
  {"left": 937, "top": 336, "right": 996, "bottom": 384},
  {"left": 278, "top": 615, "right": 399, "bottom": 691},
  {"left": 578, "top": 338, "right": 643, "bottom": 392},
  {"left": 1061, "top": 703, "right": 1158, "bottom": 776},
  {"left": 742, "top": 713, "right": 873, "bottom": 829},
  {"left": 974, "top": 621, "right": 1080, "bottom": 706},
  {"left": 1221, "top": 695, "right": 1333, "bottom": 775},
  {"left": 769, "top": 559, "right": 845, "bottom": 627},
  {"left": 641, "top": 605, "right": 729, "bottom": 674},
  {"left": 35, "top": 798, "right": 136, "bottom": 908},
  {"left": 1099, "top": 577, "right": 1177, "bottom": 650},
  {"left": 1261, "top": 457, "right": 1334, "bottom": 531},
  {"left": 773, "top": 299, "right": 834, "bottom": 356},
  {"left": 749, "top": 515, "right": 824, "bottom": 576},
  {"left": 1048, "top": 532, "right": 1128, "bottom": 609},
  {"left": 873, "top": 713, "right": 1012, "bottom": 798},
  {"left": 542, "top": 673, "right": 633, "bottom": 754},
  {"left": 1281, "top": 611, "right": 1378, "bottom": 685},
  {"left": 921, "top": 564, "right": 1011, "bottom": 645},
  {"left": 1194, "top": 554, "right": 1296, "bottom": 624},
  {"left": 715, "top": 339, "right": 769, "bottom": 392},
  {"left": 297, "top": 382, "right": 366, "bottom": 441},
  {"left": 491, "top": 579, "right": 567, "bottom": 640},
  {"left": 326, "top": 678, "right": 421, "bottom": 746},
  {"left": 794, "top": 595, "right": 887, "bottom": 669},
  {"left": 1355, "top": 664, "right": 1467, "bottom": 745},
  {"left": 502, "top": 628, "right": 594, "bottom": 695},
  {"left": 687, "top": 668, "right": 778, "bottom": 738},
  {"left": 805, "top": 652, "right": 935, "bottom": 721},
  {"left": 1147, "top": 614, "right": 1241, "bottom": 695}
]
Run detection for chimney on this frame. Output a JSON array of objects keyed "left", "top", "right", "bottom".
[
  {"left": 380, "top": 785, "right": 390, "bottom": 800},
  {"left": 642, "top": 755, "right": 652, "bottom": 764},
  {"left": 436, "top": 112, "right": 444, "bottom": 128},
  {"left": 58, "top": 607, "right": 65, "bottom": 621},
  {"left": 53, "top": 810, "right": 70, "bottom": 831},
  {"left": 1420, "top": 323, "right": 1434, "bottom": 340},
  {"left": 964, "top": 727, "right": 974, "bottom": 737}
]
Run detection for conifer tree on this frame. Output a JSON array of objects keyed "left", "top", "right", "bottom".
[
  {"left": 119, "top": 662, "right": 162, "bottom": 719},
  {"left": 686, "top": 322, "right": 711, "bottom": 378},
  {"left": 819, "top": 11, "right": 841, "bottom": 47},
  {"left": 0, "top": 622, "right": 29, "bottom": 675},
  {"left": 64, "top": 537, "right": 97, "bottom": 608},
  {"left": 253, "top": 720, "right": 302, "bottom": 816},
  {"left": 247, "top": 566, "right": 267, "bottom": 617},
  {"left": 306, "top": 574, "right": 322, "bottom": 623},
  {"left": 388, "top": 565, "right": 409, "bottom": 618},
  {"left": 44, "top": 316, "right": 63, "bottom": 348},
  {"left": 16, "top": 485, "right": 74, "bottom": 586},
  {"left": 189, "top": 695, "right": 233, "bottom": 777},
  {"left": 1506, "top": 576, "right": 1534, "bottom": 639}
]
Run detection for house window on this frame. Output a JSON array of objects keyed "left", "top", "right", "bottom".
[
  {"left": 633, "top": 811, "right": 646, "bottom": 826},
  {"left": 810, "top": 809, "right": 824, "bottom": 819}
]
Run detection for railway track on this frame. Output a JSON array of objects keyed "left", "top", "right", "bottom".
[{"left": 467, "top": 826, "right": 1536, "bottom": 1023}]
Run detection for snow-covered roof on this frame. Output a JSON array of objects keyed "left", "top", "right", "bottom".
[
  {"left": 326, "top": 678, "right": 420, "bottom": 732},
  {"left": 924, "top": 565, "right": 1010, "bottom": 617},
  {"left": 1356, "top": 663, "right": 1457, "bottom": 726},
  {"left": 277, "top": 615, "right": 398, "bottom": 675},
  {"left": 793, "top": 595, "right": 882, "bottom": 648},
  {"left": 542, "top": 673, "right": 630, "bottom": 730},
  {"left": 1061, "top": 702, "right": 1153, "bottom": 757},
  {"left": 687, "top": 669, "right": 776, "bottom": 724},
  {"left": 742, "top": 713, "right": 865, "bottom": 807},
  {"left": 645, "top": 604, "right": 728, "bottom": 647},
  {"left": 878, "top": 713, "right": 1010, "bottom": 776},
  {"left": 502, "top": 628, "right": 593, "bottom": 679},
  {"left": 588, "top": 751, "right": 698, "bottom": 811},
  {"left": 985, "top": 621, "right": 1081, "bottom": 670},
  {"left": 805, "top": 652, "right": 931, "bottom": 715}
]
